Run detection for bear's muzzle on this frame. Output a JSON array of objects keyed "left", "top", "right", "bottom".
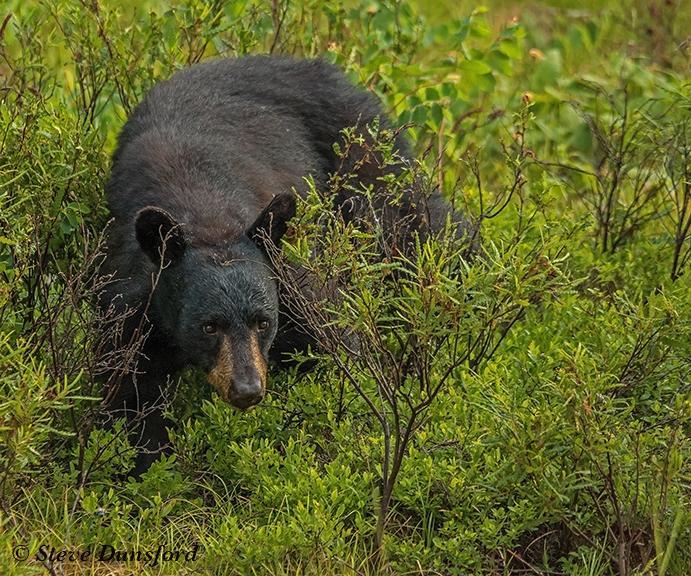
[{"left": 208, "top": 334, "right": 267, "bottom": 409}]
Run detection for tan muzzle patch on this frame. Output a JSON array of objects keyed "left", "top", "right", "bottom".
[
  {"left": 250, "top": 331, "right": 268, "bottom": 393},
  {"left": 208, "top": 336, "right": 234, "bottom": 402},
  {"left": 207, "top": 333, "right": 268, "bottom": 405}
]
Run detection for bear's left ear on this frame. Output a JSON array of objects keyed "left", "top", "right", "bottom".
[
  {"left": 246, "top": 193, "right": 296, "bottom": 251},
  {"left": 135, "top": 206, "right": 186, "bottom": 266}
]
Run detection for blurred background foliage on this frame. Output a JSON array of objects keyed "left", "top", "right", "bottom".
[{"left": 0, "top": 0, "right": 689, "bottom": 574}]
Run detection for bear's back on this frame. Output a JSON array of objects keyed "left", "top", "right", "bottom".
[
  {"left": 116, "top": 56, "right": 384, "bottom": 159},
  {"left": 105, "top": 57, "right": 397, "bottom": 232}
]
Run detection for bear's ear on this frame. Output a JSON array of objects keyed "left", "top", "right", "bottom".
[
  {"left": 246, "top": 193, "right": 296, "bottom": 251},
  {"left": 135, "top": 206, "right": 186, "bottom": 266}
]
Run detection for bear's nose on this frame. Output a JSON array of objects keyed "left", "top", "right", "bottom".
[{"left": 230, "top": 377, "right": 264, "bottom": 410}]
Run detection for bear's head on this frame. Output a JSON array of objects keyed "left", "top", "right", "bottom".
[{"left": 134, "top": 193, "right": 296, "bottom": 409}]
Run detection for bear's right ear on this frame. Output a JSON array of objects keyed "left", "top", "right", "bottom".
[
  {"left": 135, "top": 206, "right": 186, "bottom": 266},
  {"left": 246, "top": 193, "right": 297, "bottom": 252}
]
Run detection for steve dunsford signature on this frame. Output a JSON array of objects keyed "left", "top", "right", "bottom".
[{"left": 16, "top": 543, "right": 200, "bottom": 567}]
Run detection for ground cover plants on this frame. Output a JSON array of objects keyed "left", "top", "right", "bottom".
[{"left": 0, "top": 1, "right": 689, "bottom": 574}]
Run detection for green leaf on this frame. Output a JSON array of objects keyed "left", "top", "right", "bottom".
[{"left": 458, "top": 59, "right": 492, "bottom": 75}]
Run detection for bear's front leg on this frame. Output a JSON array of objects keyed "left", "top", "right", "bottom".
[
  {"left": 130, "top": 406, "right": 174, "bottom": 476},
  {"left": 102, "top": 367, "right": 176, "bottom": 477}
]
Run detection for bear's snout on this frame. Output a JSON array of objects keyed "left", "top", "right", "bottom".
[
  {"left": 207, "top": 333, "right": 268, "bottom": 410},
  {"left": 228, "top": 376, "right": 265, "bottom": 410}
]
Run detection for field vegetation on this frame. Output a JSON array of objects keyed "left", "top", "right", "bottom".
[{"left": 0, "top": 1, "right": 689, "bottom": 574}]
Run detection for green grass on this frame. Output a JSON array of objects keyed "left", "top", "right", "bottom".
[{"left": 0, "top": 1, "right": 689, "bottom": 575}]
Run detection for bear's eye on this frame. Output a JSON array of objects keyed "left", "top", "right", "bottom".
[
  {"left": 203, "top": 323, "right": 218, "bottom": 335},
  {"left": 257, "top": 319, "right": 270, "bottom": 332}
]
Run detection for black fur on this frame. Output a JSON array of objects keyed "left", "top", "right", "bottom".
[{"left": 100, "top": 56, "right": 465, "bottom": 474}]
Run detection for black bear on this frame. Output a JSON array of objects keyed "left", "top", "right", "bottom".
[{"left": 100, "top": 56, "right": 467, "bottom": 473}]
